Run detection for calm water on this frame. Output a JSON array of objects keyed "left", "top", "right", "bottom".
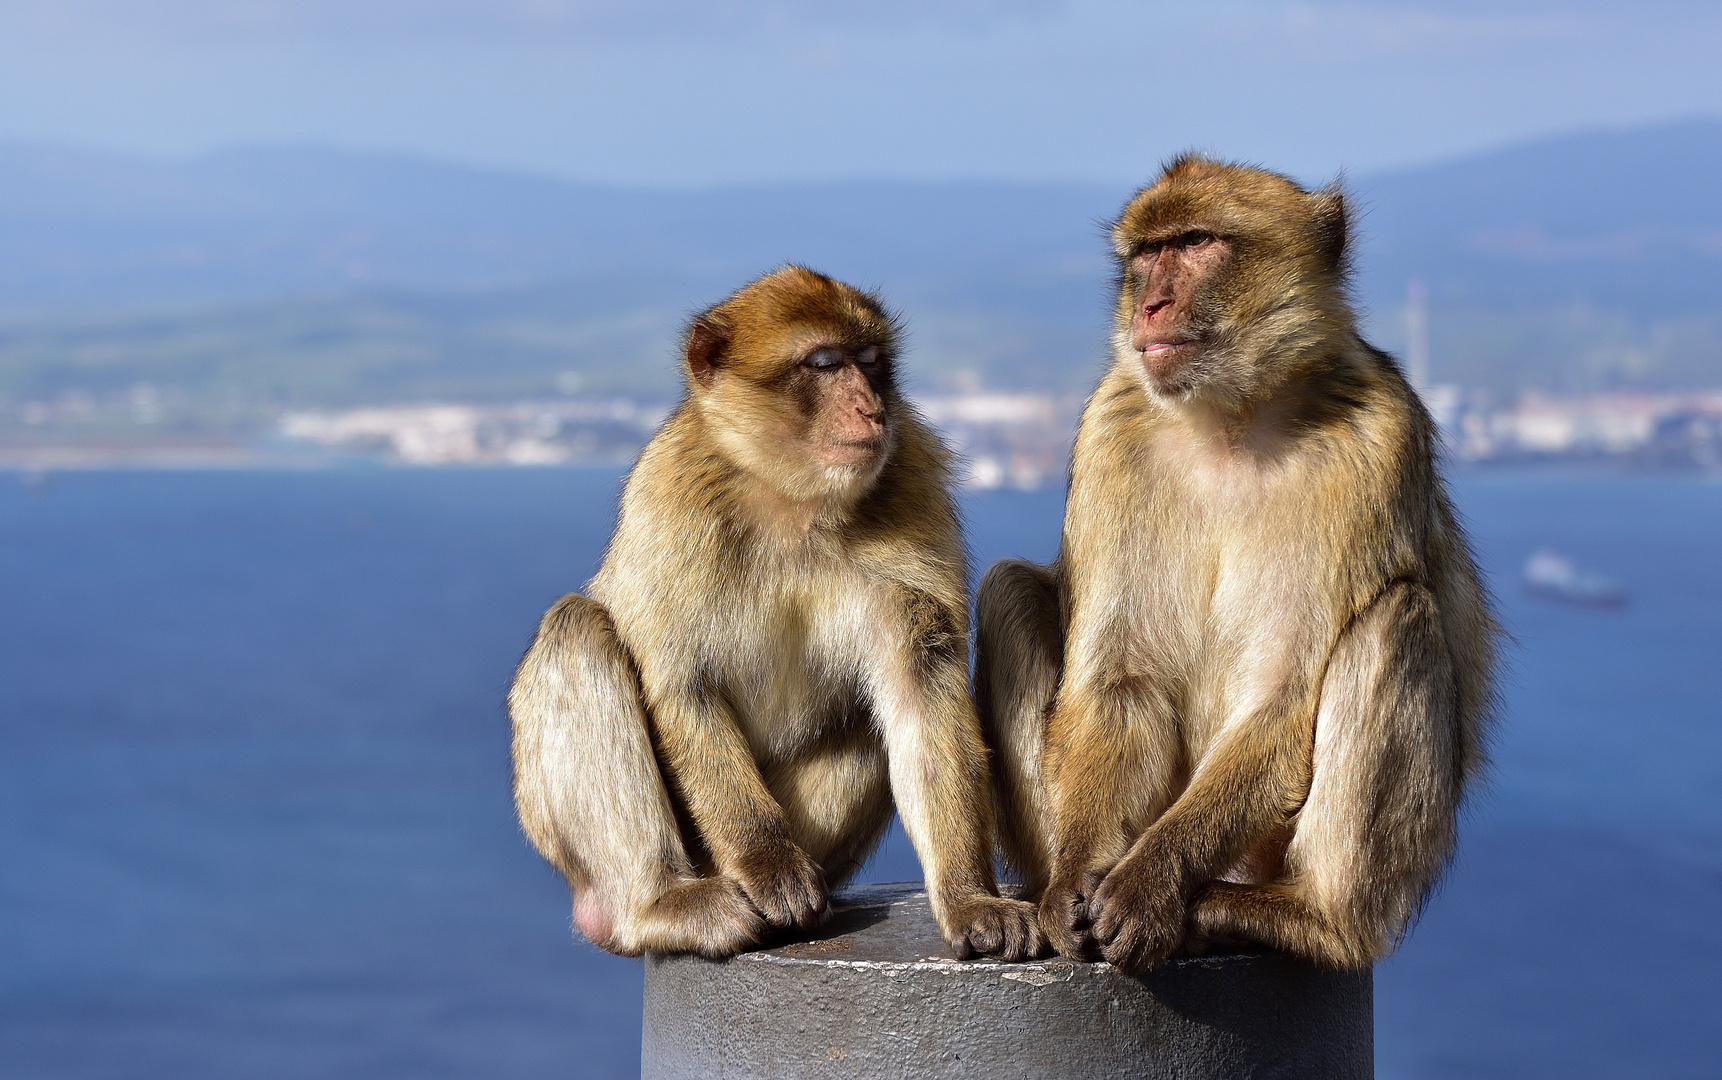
[{"left": 1, "top": 469, "right": 1718, "bottom": 1079}]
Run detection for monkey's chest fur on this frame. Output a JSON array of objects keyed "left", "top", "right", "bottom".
[
  {"left": 1071, "top": 419, "right": 1352, "bottom": 762},
  {"left": 595, "top": 556, "right": 903, "bottom": 765}
]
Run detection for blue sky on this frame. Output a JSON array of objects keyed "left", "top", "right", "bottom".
[{"left": 1, "top": 1, "right": 1718, "bottom": 186}]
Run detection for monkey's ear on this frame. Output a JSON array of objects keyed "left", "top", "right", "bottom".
[
  {"left": 1310, "top": 187, "right": 1349, "bottom": 272},
  {"left": 685, "top": 321, "right": 730, "bottom": 387}
]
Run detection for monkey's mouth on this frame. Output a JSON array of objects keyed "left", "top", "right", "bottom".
[
  {"left": 1140, "top": 340, "right": 1196, "bottom": 380},
  {"left": 821, "top": 437, "right": 886, "bottom": 467}
]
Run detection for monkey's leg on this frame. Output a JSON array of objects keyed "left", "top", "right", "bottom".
[
  {"left": 647, "top": 680, "right": 831, "bottom": 933},
  {"left": 1037, "top": 661, "right": 1184, "bottom": 962},
  {"left": 974, "top": 558, "right": 1064, "bottom": 898},
  {"left": 510, "top": 594, "right": 766, "bottom": 958},
  {"left": 763, "top": 731, "right": 893, "bottom": 890},
  {"left": 1084, "top": 663, "right": 1320, "bottom": 974},
  {"left": 869, "top": 604, "right": 1050, "bottom": 961},
  {"left": 1189, "top": 582, "right": 1461, "bottom": 968}
]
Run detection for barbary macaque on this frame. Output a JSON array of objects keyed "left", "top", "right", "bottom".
[
  {"left": 976, "top": 157, "right": 1499, "bottom": 972},
  {"left": 512, "top": 265, "right": 1046, "bottom": 961}
]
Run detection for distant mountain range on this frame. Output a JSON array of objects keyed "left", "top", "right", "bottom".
[{"left": 2, "top": 117, "right": 1720, "bottom": 411}]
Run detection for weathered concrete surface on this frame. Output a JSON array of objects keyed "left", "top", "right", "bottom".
[{"left": 642, "top": 881, "right": 1372, "bottom": 1080}]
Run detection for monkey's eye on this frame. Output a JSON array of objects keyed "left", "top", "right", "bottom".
[
  {"left": 805, "top": 348, "right": 845, "bottom": 370},
  {"left": 856, "top": 346, "right": 880, "bottom": 365},
  {"left": 1179, "top": 231, "right": 1217, "bottom": 248}
]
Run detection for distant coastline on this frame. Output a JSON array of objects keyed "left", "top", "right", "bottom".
[{"left": 7, "top": 388, "right": 1721, "bottom": 486}]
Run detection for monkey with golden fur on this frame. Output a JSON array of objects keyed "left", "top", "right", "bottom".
[
  {"left": 976, "top": 157, "right": 1499, "bottom": 973},
  {"left": 512, "top": 265, "right": 1046, "bottom": 962}
]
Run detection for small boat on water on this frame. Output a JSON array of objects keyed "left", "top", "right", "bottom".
[{"left": 1522, "top": 549, "right": 1627, "bottom": 608}]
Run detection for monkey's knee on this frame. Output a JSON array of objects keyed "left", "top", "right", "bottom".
[
  {"left": 512, "top": 592, "right": 641, "bottom": 717},
  {"left": 605, "top": 877, "right": 766, "bottom": 959},
  {"left": 977, "top": 560, "right": 1060, "bottom": 644},
  {"left": 535, "top": 592, "right": 631, "bottom": 660}
]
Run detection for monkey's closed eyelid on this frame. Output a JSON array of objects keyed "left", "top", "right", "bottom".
[
  {"left": 857, "top": 346, "right": 880, "bottom": 364},
  {"left": 805, "top": 347, "right": 845, "bottom": 369}
]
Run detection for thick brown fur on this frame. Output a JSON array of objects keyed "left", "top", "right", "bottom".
[
  {"left": 512, "top": 265, "right": 1046, "bottom": 961},
  {"left": 974, "top": 157, "right": 1499, "bottom": 972}
]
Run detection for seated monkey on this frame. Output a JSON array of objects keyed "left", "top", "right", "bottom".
[
  {"left": 977, "top": 160, "right": 1499, "bottom": 972},
  {"left": 512, "top": 266, "right": 1045, "bottom": 961}
]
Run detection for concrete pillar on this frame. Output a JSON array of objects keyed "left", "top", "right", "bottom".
[{"left": 643, "top": 881, "right": 1372, "bottom": 1079}]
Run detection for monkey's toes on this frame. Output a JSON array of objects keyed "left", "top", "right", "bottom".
[
  {"left": 966, "top": 911, "right": 1007, "bottom": 957},
  {"left": 735, "top": 844, "right": 828, "bottom": 930},
  {"left": 692, "top": 883, "right": 770, "bottom": 958},
  {"left": 947, "top": 897, "right": 1046, "bottom": 960},
  {"left": 991, "top": 898, "right": 1051, "bottom": 961},
  {"left": 1038, "top": 889, "right": 1091, "bottom": 959}
]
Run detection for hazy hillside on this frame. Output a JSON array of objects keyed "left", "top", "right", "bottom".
[
  {"left": 0, "top": 144, "right": 1119, "bottom": 312},
  {"left": 2, "top": 118, "right": 1720, "bottom": 413},
  {"left": 1355, "top": 118, "right": 1722, "bottom": 393}
]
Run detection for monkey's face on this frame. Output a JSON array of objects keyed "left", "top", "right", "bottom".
[
  {"left": 791, "top": 344, "right": 892, "bottom": 471},
  {"left": 705, "top": 338, "right": 896, "bottom": 504},
  {"left": 684, "top": 266, "right": 901, "bottom": 504},
  {"left": 1111, "top": 156, "right": 1354, "bottom": 410},
  {"left": 1125, "top": 230, "right": 1231, "bottom": 396}
]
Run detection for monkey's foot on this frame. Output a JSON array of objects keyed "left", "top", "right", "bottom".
[
  {"left": 732, "top": 842, "right": 829, "bottom": 932},
  {"left": 625, "top": 877, "right": 768, "bottom": 959},
  {"left": 1088, "top": 857, "right": 1188, "bottom": 975},
  {"left": 1039, "top": 868, "right": 1105, "bottom": 961},
  {"left": 943, "top": 894, "right": 1050, "bottom": 961}
]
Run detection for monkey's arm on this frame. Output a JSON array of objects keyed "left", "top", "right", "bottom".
[
  {"left": 870, "top": 597, "right": 1049, "bottom": 961},
  {"left": 648, "top": 683, "right": 828, "bottom": 932},
  {"left": 1086, "top": 678, "right": 1319, "bottom": 973}
]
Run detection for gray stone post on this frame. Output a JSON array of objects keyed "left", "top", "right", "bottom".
[{"left": 642, "top": 881, "right": 1372, "bottom": 1079}]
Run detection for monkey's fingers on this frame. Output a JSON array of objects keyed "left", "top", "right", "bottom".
[
  {"left": 1038, "top": 883, "right": 1094, "bottom": 960},
  {"left": 736, "top": 846, "right": 828, "bottom": 931},
  {"left": 1101, "top": 912, "right": 1183, "bottom": 975},
  {"left": 987, "top": 897, "right": 1051, "bottom": 961},
  {"left": 959, "top": 906, "right": 1006, "bottom": 958},
  {"left": 1099, "top": 919, "right": 1152, "bottom": 975},
  {"left": 1091, "top": 882, "right": 1184, "bottom": 974}
]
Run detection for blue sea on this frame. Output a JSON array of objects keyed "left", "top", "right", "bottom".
[{"left": 2, "top": 468, "right": 1718, "bottom": 1079}]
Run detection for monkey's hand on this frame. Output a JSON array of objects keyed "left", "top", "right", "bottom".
[
  {"left": 1039, "top": 867, "right": 1107, "bottom": 960},
  {"left": 942, "top": 893, "right": 1050, "bottom": 961},
  {"left": 1088, "top": 849, "right": 1190, "bottom": 975},
  {"left": 731, "top": 841, "right": 828, "bottom": 932}
]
